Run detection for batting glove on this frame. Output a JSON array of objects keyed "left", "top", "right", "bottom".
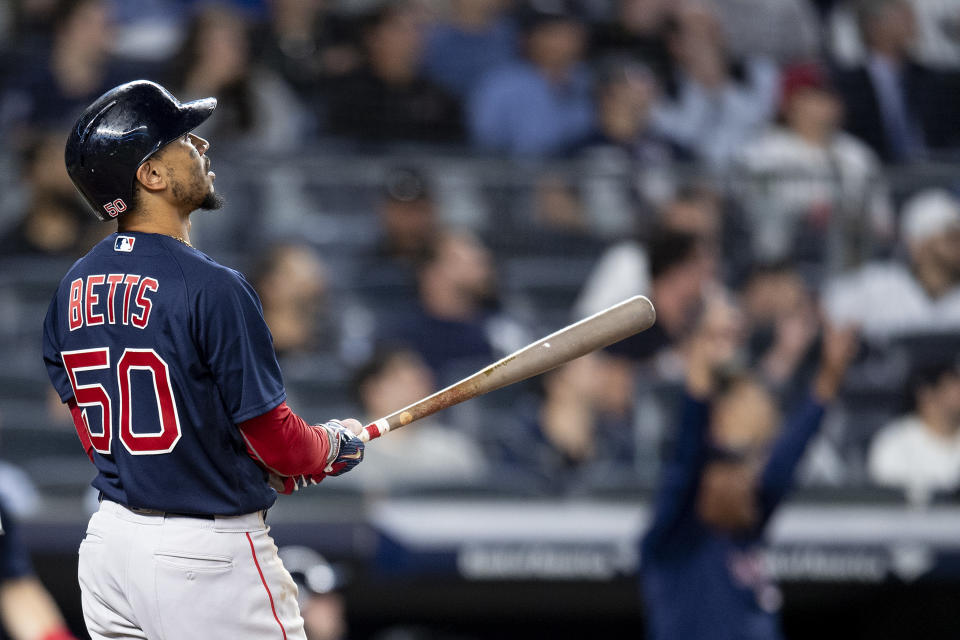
[
  {"left": 270, "top": 473, "right": 327, "bottom": 494},
  {"left": 319, "top": 419, "right": 365, "bottom": 476}
]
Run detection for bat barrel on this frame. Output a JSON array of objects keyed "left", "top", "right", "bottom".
[{"left": 359, "top": 295, "right": 655, "bottom": 442}]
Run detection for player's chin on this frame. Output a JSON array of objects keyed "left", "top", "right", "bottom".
[{"left": 199, "top": 190, "right": 225, "bottom": 211}]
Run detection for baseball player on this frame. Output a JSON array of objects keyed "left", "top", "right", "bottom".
[{"left": 42, "top": 80, "right": 365, "bottom": 639}]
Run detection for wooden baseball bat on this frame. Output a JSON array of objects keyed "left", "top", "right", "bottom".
[{"left": 358, "top": 295, "right": 656, "bottom": 442}]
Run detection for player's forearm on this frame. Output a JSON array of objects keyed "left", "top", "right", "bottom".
[
  {"left": 239, "top": 401, "right": 334, "bottom": 477},
  {"left": 0, "top": 577, "right": 71, "bottom": 640}
]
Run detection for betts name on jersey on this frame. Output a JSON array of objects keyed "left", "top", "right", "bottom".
[{"left": 67, "top": 273, "right": 158, "bottom": 330}]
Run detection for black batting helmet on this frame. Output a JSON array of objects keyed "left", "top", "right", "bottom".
[{"left": 65, "top": 80, "right": 216, "bottom": 221}]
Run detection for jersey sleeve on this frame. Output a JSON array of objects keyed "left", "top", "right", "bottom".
[
  {"left": 239, "top": 402, "right": 334, "bottom": 477},
  {"left": 192, "top": 268, "right": 286, "bottom": 424},
  {"left": 42, "top": 291, "right": 73, "bottom": 402}
]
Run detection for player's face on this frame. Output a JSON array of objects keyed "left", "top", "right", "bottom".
[{"left": 162, "top": 132, "right": 223, "bottom": 212}]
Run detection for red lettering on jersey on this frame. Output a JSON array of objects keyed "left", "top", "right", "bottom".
[
  {"left": 68, "top": 279, "right": 83, "bottom": 331},
  {"left": 122, "top": 275, "right": 141, "bottom": 325},
  {"left": 105, "top": 274, "right": 124, "bottom": 325},
  {"left": 85, "top": 275, "right": 106, "bottom": 327},
  {"left": 132, "top": 277, "right": 159, "bottom": 329}
]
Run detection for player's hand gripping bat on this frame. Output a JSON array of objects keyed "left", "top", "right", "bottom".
[{"left": 358, "top": 295, "right": 656, "bottom": 442}]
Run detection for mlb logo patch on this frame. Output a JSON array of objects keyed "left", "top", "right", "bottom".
[{"left": 115, "top": 236, "right": 136, "bottom": 252}]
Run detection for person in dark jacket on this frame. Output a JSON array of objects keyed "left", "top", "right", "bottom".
[
  {"left": 325, "top": 1, "right": 464, "bottom": 145},
  {"left": 640, "top": 295, "right": 857, "bottom": 640},
  {"left": 832, "top": 0, "right": 960, "bottom": 162}
]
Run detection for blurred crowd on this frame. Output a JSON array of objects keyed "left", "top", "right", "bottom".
[{"left": 1, "top": 0, "right": 960, "bottom": 516}]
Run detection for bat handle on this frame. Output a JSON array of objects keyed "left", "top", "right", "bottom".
[{"left": 359, "top": 418, "right": 391, "bottom": 443}]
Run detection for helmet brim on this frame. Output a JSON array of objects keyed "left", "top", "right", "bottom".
[
  {"left": 178, "top": 97, "right": 217, "bottom": 133},
  {"left": 143, "top": 97, "right": 218, "bottom": 166}
]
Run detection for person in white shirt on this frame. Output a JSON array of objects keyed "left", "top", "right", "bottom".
[
  {"left": 868, "top": 362, "right": 960, "bottom": 504},
  {"left": 735, "top": 61, "right": 893, "bottom": 270},
  {"left": 824, "top": 187, "right": 960, "bottom": 342}
]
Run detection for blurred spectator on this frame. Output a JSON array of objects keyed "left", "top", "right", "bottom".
[
  {"left": 576, "top": 56, "right": 684, "bottom": 237},
  {"left": 0, "top": 191, "right": 93, "bottom": 259},
  {"left": 712, "top": 0, "right": 821, "bottom": 63},
  {"left": 826, "top": 0, "right": 960, "bottom": 70},
  {"left": 573, "top": 233, "right": 650, "bottom": 322},
  {"left": 422, "top": 0, "right": 518, "bottom": 98},
  {"left": 574, "top": 191, "right": 720, "bottom": 324},
  {"left": 589, "top": 0, "right": 675, "bottom": 88},
  {"left": 740, "top": 262, "right": 822, "bottom": 405},
  {"left": 1, "top": 0, "right": 54, "bottom": 39},
  {"left": 250, "top": 240, "right": 374, "bottom": 370},
  {"left": 0, "top": 461, "right": 40, "bottom": 520},
  {"left": 735, "top": 62, "right": 893, "bottom": 272},
  {"left": 908, "top": 0, "right": 960, "bottom": 69},
  {"left": 166, "top": 3, "right": 309, "bottom": 152},
  {"left": 0, "top": 414, "right": 42, "bottom": 519},
  {"left": 824, "top": 188, "right": 960, "bottom": 341},
  {"left": 340, "top": 346, "right": 488, "bottom": 492},
  {"left": 17, "top": 129, "right": 76, "bottom": 199},
  {"left": 529, "top": 172, "right": 589, "bottom": 233},
  {"left": 868, "top": 361, "right": 960, "bottom": 504},
  {"left": 832, "top": 0, "right": 960, "bottom": 162},
  {"left": 277, "top": 545, "right": 348, "bottom": 640},
  {"left": 105, "top": 1, "right": 195, "bottom": 64},
  {"left": 658, "top": 182, "right": 724, "bottom": 249},
  {"left": 0, "top": 498, "right": 80, "bottom": 640},
  {"left": 603, "top": 228, "right": 717, "bottom": 383},
  {"left": 325, "top": 1, "right": 464, "bottom": 145},
  {"left": 640, "top": 295, "right": 857, "bottom": 640},
  {"left": 355, "top": 166, "right": 442, "bottom": 305},
  {"left": 0, "top": 130, "right": 102, "bottom": 258},
  {"left": 253, "top": 0, "right": 361, "bottom": 104},
  {"left": 468, "top": 0, "right": 595, "bottom": 156},
  {"left": 251, "top": 242, "right": 333, "bottom": 359},
  {"left": 581, "top": 57, "right": 683, "bottom": 165},
  {"left": 0, "top": 0, "right": 133, "bottom": 140},
  {"left": 650, "top": 2, "right": 779, "bottom": 169},
  {"left": 378, "top": 230, "right": 530, "bottom": 386},
  {"left": 489, "top": 350, "right": 635, "bottom": 492}
]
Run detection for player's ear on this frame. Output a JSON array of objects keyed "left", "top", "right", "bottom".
[{"left": 135, "top": 159, "right": 166, "bottom": 193}]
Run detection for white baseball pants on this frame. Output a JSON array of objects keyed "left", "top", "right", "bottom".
[{"left": 78, "top": 499, "right": 307, "bottom": 640}]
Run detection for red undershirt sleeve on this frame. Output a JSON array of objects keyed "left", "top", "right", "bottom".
[
  {"left": 66, "top": 399, "right": 94, "bottom": 464},
  {"left": 238, "top": 401, "right": 333, "bottom": 477}
]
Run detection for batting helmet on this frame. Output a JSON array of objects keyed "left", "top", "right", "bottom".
[{"left": 65, "top": 80, "right": 216, "bottom": 221}]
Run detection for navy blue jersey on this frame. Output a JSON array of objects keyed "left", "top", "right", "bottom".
[
  {"left": 640, "top": 393, "right": 826, "bottom": 640},
  {"left": 43, "top": 232, "right": 286, "bottom": 515},
  {"left": 0, "top": 498, "right": 32, "bottom": 582}
]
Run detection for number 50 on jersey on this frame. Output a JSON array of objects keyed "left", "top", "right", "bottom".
[{"left": 62, "top": 347, "right": 182, "bottom": 455}]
